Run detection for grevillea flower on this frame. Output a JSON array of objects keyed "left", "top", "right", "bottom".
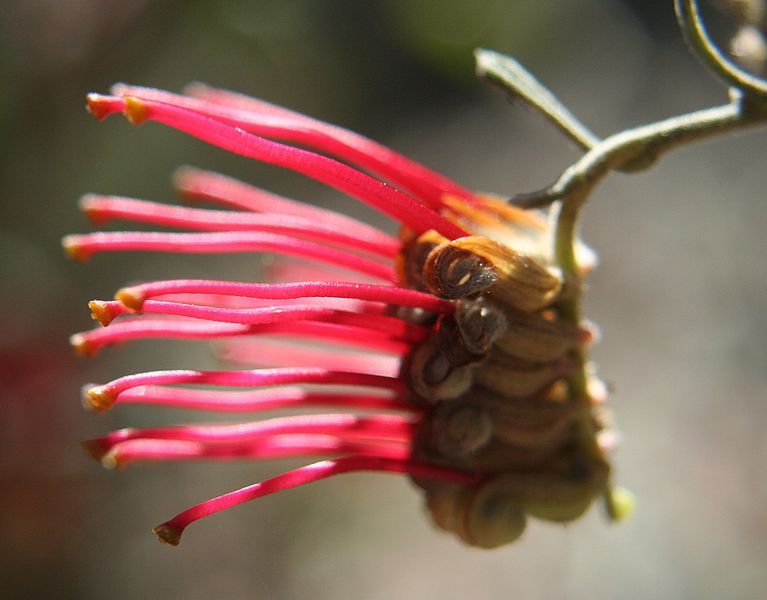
[{"left": 67, "top": 83, "right": 625, "bottom": 548}]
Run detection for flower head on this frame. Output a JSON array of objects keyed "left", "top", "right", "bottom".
[{"left": 68, "top": 83, "right": 624, "bottom": 548}]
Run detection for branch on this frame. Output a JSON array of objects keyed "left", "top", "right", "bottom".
[
  {"left": 475, "top": 48, "right": 601, "bottom": 152},
  {"left": 477, "top": 0, "right": 767, "bottom": 517},
  {"left": 511, "top": 89, "right": 767, "bottom": 208},
  {"left": 675, "top": 0, "right": 767, "bottom": 102}
]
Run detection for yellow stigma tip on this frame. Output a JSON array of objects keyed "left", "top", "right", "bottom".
[
  {"left": 124, "top": 96, "right": 149, "bottom": 125},
  {"left": 115, "top": 287, "right": 144, "bottom": 311},
  {"left": 78, "top": 194, "right": 95, "bottom": 209},
  {"left": 78, "top": 194, "right": 108, "bottom": 224},
  {"left": 153, "top": 524, "right": 182, "bottom": 546},
  {"left": 171, "top": 165, "right": 196, "bottom": 193},
  {"left": 70, "top": 333, "right": 98, "bottom": 357},
  {"left": 109, "top": 82, "right": 129, "bottom": 96},
  {"left": 605, "top": 486, "right": 636, "bottom": 523},
  {"left": 86, "top": 94, "right": 112, "bottom": 120},
  {"left": 62, "top": 236, "right": 90, "bottom": 262},
  {"left": 182, "top": 81, "right": 207, "bottom": 96},
  {"left": 88, "top": 301, "right": 115, "bottom": 326},
  {"left": 100, "top": 452, "right": 122, "bottom": 470},
  {"left": 85, "top": 386, "right": 115, "bottom": 411}
]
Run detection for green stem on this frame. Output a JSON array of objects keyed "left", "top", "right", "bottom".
[
  {"left": 553, "top": 192, "right": 602, "bottom": 462},
  {"left": 675, "top": 0, "right": 767, "bottom": 102},
  {"left": 475, "top": 48, "right": 600, "bottom": 152},
  {"left": 514, "top": 93, "right": 767, "bottom": 208}
]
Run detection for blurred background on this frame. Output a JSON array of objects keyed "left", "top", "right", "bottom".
[{"left": 1, "top": 1, "right": 765, "bottom": 598}]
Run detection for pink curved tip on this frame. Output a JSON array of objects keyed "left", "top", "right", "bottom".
[{"left": 154, "top": 455, "right": 480, "bottom": 545}]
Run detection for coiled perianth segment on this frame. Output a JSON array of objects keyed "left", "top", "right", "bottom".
[{"left": 399, "top": 208, "right": 610, "bottom": 548}]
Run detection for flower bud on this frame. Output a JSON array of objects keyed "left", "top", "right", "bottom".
[
  {"left": 403, "top": 337, "right": 474, "bottom": 402},
  {"left": 475, "top": 353, "right": 571, "bottom": 399},
  {"left": 472, "top": 462, "right": 607, "bottom": 525},
  {"left": 397, "top": 229, "right": 447, "bottom": 290},
  {"left": 423, "top": 238, "right": 498, "bottom": 299},
  {"left": 430, "top": 403, "right": 494, "bottom": 457},
  {"left": 425, "top": 236, "right": 562, "bottom": 311},
  {"left": 423, "top": 484, "right": 473, "bottom": 535},
  {"left": 471, "top": 389, "right": 579, "bottom": 448},
  {"left": 495, "top": 308, "right": 584, "bottom": 362},
  {"left": 461, "top": 478, "right": 527, "bottom": 548},
  {"left": 435, "top": 298, "right": 507, "bottom": 367}
]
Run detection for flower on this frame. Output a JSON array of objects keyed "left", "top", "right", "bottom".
[{"left": 67, "top": 83, "right": 623, "bottom": 548}]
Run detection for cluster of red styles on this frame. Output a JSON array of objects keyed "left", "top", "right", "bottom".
[{"left": 66, "top": 84, "right": 619, "bottom": 547}]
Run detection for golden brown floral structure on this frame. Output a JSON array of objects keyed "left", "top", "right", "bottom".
[{"left": 67, "top": 0, "right": 767, "bottom": 547}]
